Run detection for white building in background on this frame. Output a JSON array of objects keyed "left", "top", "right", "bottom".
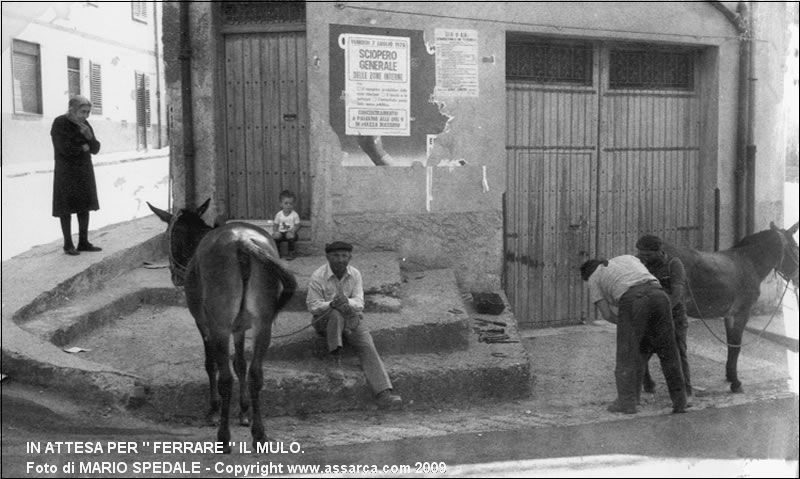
[{"left": 1, "top": 1, "right": 166, "bottom": 166}]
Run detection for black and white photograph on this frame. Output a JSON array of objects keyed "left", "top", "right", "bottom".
[{"left": 2, "top": 2, "right": 798, "bottom": 477}]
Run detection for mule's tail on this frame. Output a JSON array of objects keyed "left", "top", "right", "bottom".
[{"left": 240, "top": 238, "right": 298, "bottom": 312}]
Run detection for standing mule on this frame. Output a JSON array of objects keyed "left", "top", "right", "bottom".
[
  {"left": 643, "top": 221, "right": 798, "bottom": 393},
  {"left": 148, "top": 199, "right": 297, "bottom": 452}
]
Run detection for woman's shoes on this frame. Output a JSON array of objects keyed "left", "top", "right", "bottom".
[
  {"left": 64, "top": 247, "right": 80, "bottom": 256},
  {"left": 77, "top": 242, "right": 102, "bottom": 252}
]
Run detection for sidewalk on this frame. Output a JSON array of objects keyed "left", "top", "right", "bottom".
[
  {"left": 2, "top": 147, "right": 170, "bottom": 178},
  {"left": 1, "top": 147, "right": 170, "bottom": 261}
]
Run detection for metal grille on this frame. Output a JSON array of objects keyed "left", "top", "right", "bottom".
[
  {"left": 609, "top": 49, "right": 694, "bottom": 90},
  {"left": 507, "top": 41, "right": 592, "bottom": 85},
  {"left": 221, "top": 1, "right": 305, "bottom": 25}
]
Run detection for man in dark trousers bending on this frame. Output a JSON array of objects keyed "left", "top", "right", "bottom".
[{"left": 581, "top": 255, "right": 688, "bottom": 414}]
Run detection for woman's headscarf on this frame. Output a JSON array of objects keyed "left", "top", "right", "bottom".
[{"left": 68, "top": 95, "right": 92, "bottom": 113}]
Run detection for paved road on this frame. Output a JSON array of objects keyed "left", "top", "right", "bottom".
[{"left": 1, "top": 381, "right": 797, "bottom": 478}]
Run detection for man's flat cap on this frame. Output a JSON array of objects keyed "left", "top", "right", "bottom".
[
  {"left": 635, "top": 234, "right": 662, "bottom": 251},
  {"left": 325, "top": 241, "right": 353, "bottom": 253}
]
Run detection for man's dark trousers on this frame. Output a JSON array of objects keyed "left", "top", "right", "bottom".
[{"left": 616, "top": 282, "right": 687, "bottom": 411}]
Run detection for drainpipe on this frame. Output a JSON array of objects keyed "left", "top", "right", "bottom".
[
  {"left": 743, "top": 2, "right": 757, "bottom": 236},
  {"left": 152, "top": 1, "right": 162, "bottom": 149},
  {"left": 720, "top": 1, "right": 755, "bottom": 241},
  {"left": 179, "top": 2, "right": 195, "bottom": 207}
]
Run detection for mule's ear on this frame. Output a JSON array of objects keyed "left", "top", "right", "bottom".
[
  {"left": 196, "top": 198, "right": 211, "bottom": 217},
  {"left": 789, "top": 221, "right": 800, "bottom": 235},
  {"left": 147, "top": 202, "right": 172, "bottom": 224}
]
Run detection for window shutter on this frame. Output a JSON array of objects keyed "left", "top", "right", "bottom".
[
  {"left": 132, "top": 1, "right": 148, "bottom": 22},
  {"left": 90, "top": 62, "right": 103, "bottom": 114},
  {"left": 144, "top": 75, "right": 151, "bottom": 128},
  {"left": 135, "top": 72, "right": 152, "bottom": 128}
]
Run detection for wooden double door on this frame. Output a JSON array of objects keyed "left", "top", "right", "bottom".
[{"left": 505, "top": 39, "right": 703, "bottom": 328}]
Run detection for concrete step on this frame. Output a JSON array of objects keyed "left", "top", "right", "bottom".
[
  {"left": 43, "top": 265, "right": 529, "bottom": 418},
  {"left": 133, "top": 331, "right": 531, "bottom": 420}
]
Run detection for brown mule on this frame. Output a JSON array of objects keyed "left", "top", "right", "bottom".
[
  {"left": 643, "top": 221, "right": 798, "bottom": 394},
  {"left": 148, "top": 199, "right": 297, "bottom": 452}
]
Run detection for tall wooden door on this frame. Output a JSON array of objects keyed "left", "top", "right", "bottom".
[
  {"left": 505, "top": 38, "right": 703, "bottom": 328},
  {"left": 223, "top": 31, "right": 310, "bottom": 220}
]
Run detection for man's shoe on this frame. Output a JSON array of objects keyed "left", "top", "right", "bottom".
[
  {"left": 375, "top": 389, "right": 402, "bottom": 410},
  {"left": 64, "top": 247, "right": 80, "bottom": 256},
  {"left": 77, "top": 242, "right": 102, "bottom": 252},
  {"left": 607, "top": 401, "right": 637, "bottom": 414}
]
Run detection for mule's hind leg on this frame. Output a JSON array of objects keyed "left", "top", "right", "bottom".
[
  {"left": 248, "top": 322, "right": 274, "bottom": 448},
  {"left": 211, "top": 335, "right": 235, "bottom": 454},
  {"left": 233, "top": 331, "right": 250, "bottom": 426},
  {"left": 202, "top": 338, "right": 220, "bottom": 424},
  {"left": 642, "top": 354, "right": 656, "bottom": 393},
  {"left": 724, "top": 314, "right": 746, "bottom": 393}
]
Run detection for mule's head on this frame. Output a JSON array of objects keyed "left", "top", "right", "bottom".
[
  {"left": 147, "top": 199, "right": 213, "bottom": 287},
  {"left": 770, "top": 221, "right": 799, "bottom": 286}
]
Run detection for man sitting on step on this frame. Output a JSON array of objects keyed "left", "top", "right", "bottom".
[{"left": 306, "top": 241, "right": 402, "bottom": 410}]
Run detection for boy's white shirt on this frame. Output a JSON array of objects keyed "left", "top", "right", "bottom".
[{"left": 274, "top": 210, "right": 300, "bottom": 232}]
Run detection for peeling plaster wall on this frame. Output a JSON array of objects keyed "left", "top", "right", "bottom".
[{"left": 306, "top": 1, "right": 741, "bottom": 290}]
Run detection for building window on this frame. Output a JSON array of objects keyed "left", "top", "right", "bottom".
[
  {"left": 11, "top": 39, "right": 43, "bottom": 114},
  {"left": 609, "top": 48, "right": 695, "bottom": 90},
  {"left": 90, "top": 62, "right": 103, "bottom": 114},
  {"left": 131, "top": 1, "right": 148, "bottom": 22},
  {"left": 507, "top": 38, "right": 593, "bottom": 85},
  {"left": 68, "top": 57, "right": 81, "bottom": 97}
]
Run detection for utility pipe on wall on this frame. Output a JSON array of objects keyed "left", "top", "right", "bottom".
[
  {"left": 744, "top": 2, "right": 757, "bottom": 236},
  {"left": 179, "top": 2, "right": 195, "bottom": 207},
  {"left": 152, "top": 1, "right": 162, "bottom": 149},
  {"left": 733, "top": 1, "right": 757, "bottom": 241}
]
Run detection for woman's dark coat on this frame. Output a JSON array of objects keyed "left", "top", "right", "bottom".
[{"left": 51, "top": 115, "right": 101, "bottom": 216}]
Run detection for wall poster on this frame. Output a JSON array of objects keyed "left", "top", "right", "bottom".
[
  {"left": 341, "top": 33, "right": 411, "bottom": 137},
  {"left": 330, "top": 25, "right": 448, "bottom": 166},
  {"left": 434, "top": 29, "right": 479, "bottom": 97}
]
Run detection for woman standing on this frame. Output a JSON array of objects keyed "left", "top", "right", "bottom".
[{"left": 51, "top": 95, "right": 102, "bottom": 255}]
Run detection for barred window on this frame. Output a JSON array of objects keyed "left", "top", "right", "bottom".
[
  {"left": 131, "top": 1, "right": 148, "bottom": 22},
  {"left": 221, "top": 1, "right": 305, "bottom": 25},
  {"left": 507, "top": 40, "right": 592, "bottom": 85},
  {"left": 90, "top": 62, "right": 103, "bottom": 114},
  {"left": 609, "top": 49, "right": 694, "bottom": 90},
  {"left": 11, "top": 39, "right": 42, "bottom": 114},
  {"left": 68, "top": 56, "right": 81, "bottom": 97}
]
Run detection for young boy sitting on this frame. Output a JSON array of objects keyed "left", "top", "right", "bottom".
[{"left": 273, "top": 189, "right": 301, "bottom": 259}]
